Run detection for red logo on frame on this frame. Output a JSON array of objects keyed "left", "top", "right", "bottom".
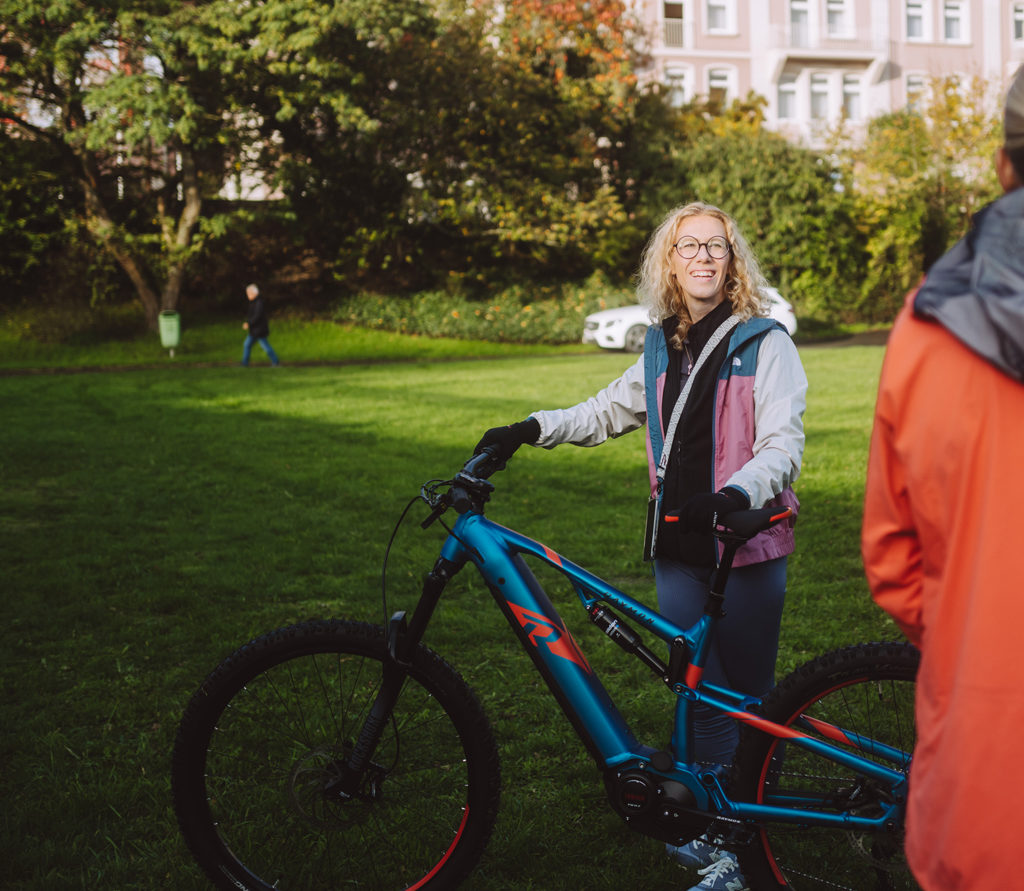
[{"left": 508, "top": 603, "right": 592, "bottom": 674}]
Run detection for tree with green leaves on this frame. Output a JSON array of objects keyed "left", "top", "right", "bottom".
[
  {"left": 246, "top": 0, "right": 648, "bottom": 294},
  {"left": 687, "top": 129, "right": 864, "bottom": 322},
  {"left": 630, "top": 93, "right": 865, "bottom": 323},
  {"left": 837, "top": 74, "right": 1003, "bottom": 322},
  {"left": 0, "top": 1, "right": 254, "bottom": 329},
  {"left": 0, "top": 133, "right": 71, "bottom": 305}
]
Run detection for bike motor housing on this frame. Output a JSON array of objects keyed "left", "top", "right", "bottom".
[{"left": 604, "top": 765, "right": 710, "bottom": 845}]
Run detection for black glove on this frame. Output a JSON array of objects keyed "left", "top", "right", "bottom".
[
  {"left": 673, "top": 487, "right": 749, "bottom": 532},
  {"left": 474, "top": 418, "right": 541, "bottom": 468}
]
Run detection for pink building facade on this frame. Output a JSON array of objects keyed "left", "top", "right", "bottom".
[{"left": 635, "top": 0, "right": 1024, "bottom": 145}]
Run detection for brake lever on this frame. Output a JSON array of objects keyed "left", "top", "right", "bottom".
[
  {"left": 420, "top": 480, "right": 452, "bottom": 529},
  {"left": 420, "top": 498, "right": 449, "bottom": 529}
]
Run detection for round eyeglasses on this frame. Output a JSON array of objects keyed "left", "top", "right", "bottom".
[{"left": 672, "top": 236, "right": 731, "bottom": 260}]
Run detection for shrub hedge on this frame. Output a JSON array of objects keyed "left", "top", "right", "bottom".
[{"left": 334, "top": 275, "right": 637, "bottom": 345}]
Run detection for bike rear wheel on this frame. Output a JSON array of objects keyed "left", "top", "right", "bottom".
[
  {"left": 172, "top": 619, "right": 501, "bottom": 890},
  {"left": 732, "top": 642, "right": 920, "bottom": 890}
]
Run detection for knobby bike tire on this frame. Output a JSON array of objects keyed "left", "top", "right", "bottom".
[
  {"left": 731, "top": 642, "right": 921, "bottom": 891},
  {"left": 171, "top": 619, "right": 501, "bottom": 890}
]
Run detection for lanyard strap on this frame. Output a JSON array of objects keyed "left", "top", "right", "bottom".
[{"left": 655, "top": 313, "right": 739, "bottom": 487}]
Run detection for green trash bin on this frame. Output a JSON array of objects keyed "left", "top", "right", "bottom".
[{"left": 159, "top": 311, "right": 180, "bottom": 355}]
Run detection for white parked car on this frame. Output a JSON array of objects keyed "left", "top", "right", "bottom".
[{"left": 582, "top": 288, "right": 797, "bottom": 353}]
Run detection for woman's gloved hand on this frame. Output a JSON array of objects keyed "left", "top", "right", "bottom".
[
  {"left": 673, "top": 486, "right": 750, "bottom": 531},
  {"left": 474, "top": 418, "right": 541, "bottom": 469}
]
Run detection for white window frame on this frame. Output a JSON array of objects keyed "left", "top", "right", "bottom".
[
  {"left": 663, "top": 1, "right": 686, "bottom": 48},
  {"left": 906, "top": 0, "right": 931, "bottom": 42},
  {"left": 777, "top": 73, "right": 799, "bottom": 120},
  {"left": 664, "top": 65, "right": 693, "bottom": 109},
  {"left": 706, "top": 66, "right": 736, "bottom": 106},
  {"left": 704, "top": 0, "right": 737, "bottom": 35},
  {"left": 790, "top": 0, "right": 811, "bottom": 47},
  {"left": 1015, "top": 3, "right": 1024, "bottom": 44},
  {"left": 842, "top": 73, "right": 863, "bottom": 120},
  {"left": 942, "top": 1, "right": 969, "bottom": 43},
  {"left": 906, "top": 73, "right": 927, "bottom": 111},
  {"left": 826, "top": 0, "right": 854, "bottom": 39},
  {"left": 810, "top": 72, "right": 831, "bottom": 121}
]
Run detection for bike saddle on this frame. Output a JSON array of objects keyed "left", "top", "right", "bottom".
[{"left": 715, "top": 506, "right": 793, "bottom": 541}]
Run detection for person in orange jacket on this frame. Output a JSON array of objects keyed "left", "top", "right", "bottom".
[{"left": 862, "top": 65, "right": 1024, "bottom": 889}]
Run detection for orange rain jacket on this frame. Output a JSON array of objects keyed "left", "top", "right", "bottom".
[{"left": 862, "top": 188, "right": 1024, "bottom": 889}]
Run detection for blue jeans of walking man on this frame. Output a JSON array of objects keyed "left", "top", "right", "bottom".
[{"left": 241, "top": 335, "right": 279, "bottom": 366}]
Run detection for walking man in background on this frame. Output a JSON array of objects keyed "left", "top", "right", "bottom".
[
  {"left": 861, "top": 65, "right": 1024, "bottom": 889},
  {"left": 241, "top": 283, "right": 280, "bottom": 367}
]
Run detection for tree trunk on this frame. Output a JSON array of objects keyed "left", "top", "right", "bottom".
[
  {"left": 158, "top": 149, "right": 203, "bottom": 315},
  {"left": 79, "top": 155, "right": 163, "bottom": 330},
  {"left": 80, "top": 149, "right": 204, "bottom": 331}
]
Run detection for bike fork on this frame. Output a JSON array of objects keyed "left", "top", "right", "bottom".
[{"left": 325, "top": 557, "right": 461, "bottom": 800}]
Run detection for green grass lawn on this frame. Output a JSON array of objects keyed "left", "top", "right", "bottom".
[
  {"left": 0, "top": 340, "right": 901, "bottom": 889},
  {"left": 0, "top": 313, "right": 587, "bottom": 370}
]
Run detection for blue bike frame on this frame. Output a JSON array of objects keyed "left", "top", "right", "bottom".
[{"left": 437, "top": 509, "right": 909, "bottom": 833}]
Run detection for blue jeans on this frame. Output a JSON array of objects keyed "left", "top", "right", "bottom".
[
  {"left": 241, "top": 335, "right": 279, "bottom": 366},
  {"left": 655, "top": 556, "right": 787, "bottom": 766}
]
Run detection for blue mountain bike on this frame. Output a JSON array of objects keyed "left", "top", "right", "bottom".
[{"left": 172, "top": 448, "right": 919, "bottom": 890}]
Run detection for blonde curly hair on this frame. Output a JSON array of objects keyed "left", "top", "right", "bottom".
[{"left": 636, "top": 202, "right": 769, "bottom": 349}]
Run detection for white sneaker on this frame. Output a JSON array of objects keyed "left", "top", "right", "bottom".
[
  {"left": 686, "top": 852, "right": 749, "bottom": 891},
  {"left": 665, "top": 836, "right": 728, "bottom": 869}
]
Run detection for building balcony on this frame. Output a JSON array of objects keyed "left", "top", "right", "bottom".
[{"left": 768, "top": 22, "right": 889, "bottom": 62}]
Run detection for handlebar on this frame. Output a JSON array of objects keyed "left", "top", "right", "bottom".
[
  {"left": 459, "top": 447, "right": 503, "bottom": 481},
  {"left": 664, "top": 505, "right": 793, "bottom": 543},
  {"left": 423, "top": 449, "right": 792, "bottom": 545},
  {"left": 420, "top": 447, "right": 503, "bottom": 528}
]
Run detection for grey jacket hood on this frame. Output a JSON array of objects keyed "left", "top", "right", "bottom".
[{"left": 914, "top": 187, "right": 1024, "bottom": 382}]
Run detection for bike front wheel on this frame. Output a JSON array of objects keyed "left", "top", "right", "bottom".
[
  {"left": 732, "top": 641, "right": 920, "bottom": 890},
  {"left": 172, "top": 619, "right": 501, "bottom": 890}
]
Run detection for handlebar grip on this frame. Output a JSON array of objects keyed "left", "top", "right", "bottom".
[
  {"left": 464, "top": 445, "right": 501, "bottom": 480},
  {"left": 718, "top": 506, "right": 792, "bottom": 540}
]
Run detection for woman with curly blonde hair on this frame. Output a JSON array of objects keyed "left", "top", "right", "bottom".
[
  {"left": 474, "top": 202, "right": 807, "bottom": 889},
  {"left": 638, "top": 202, "right": 770, "bottom": 347}
]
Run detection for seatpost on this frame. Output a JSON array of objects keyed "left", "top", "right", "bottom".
[{"left": 705, "top": 539, "right": 740, "bottom": 618}]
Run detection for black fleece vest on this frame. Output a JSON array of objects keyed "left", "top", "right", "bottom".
[{"left": 657, "top": 301, "right": 734, "bottom": 565}]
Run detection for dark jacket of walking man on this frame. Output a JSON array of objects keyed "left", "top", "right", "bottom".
[{"left": 241, "top": 283, "right": 280, "bottom": 367}]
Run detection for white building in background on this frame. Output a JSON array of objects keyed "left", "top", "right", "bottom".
[{"left": 633, "top": 0, "right": 1024, "bottom": 145}]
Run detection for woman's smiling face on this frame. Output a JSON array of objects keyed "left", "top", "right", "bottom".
[{"left": 670, "top": 214, "right": 731, "bottom": 322}]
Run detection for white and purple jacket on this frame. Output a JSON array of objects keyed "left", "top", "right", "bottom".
[{"left": 531, "top": 316, "right": 806, "bottom": 566}]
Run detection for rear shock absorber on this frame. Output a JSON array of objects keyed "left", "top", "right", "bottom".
[{"left": 588, "top": 605, "right": 667, "bottom": 677}]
